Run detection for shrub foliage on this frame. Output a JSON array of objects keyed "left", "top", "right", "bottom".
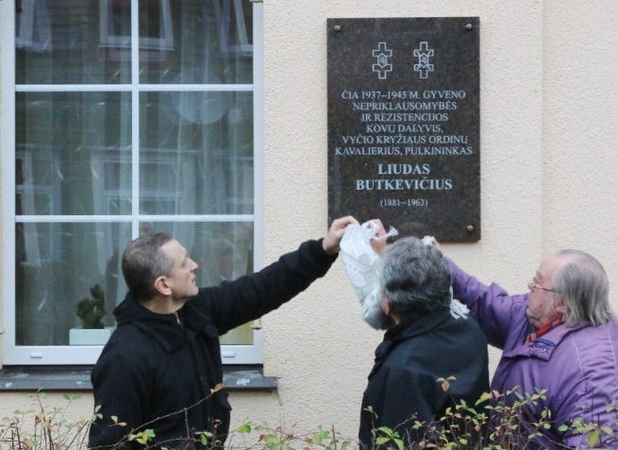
[{"left": 1, "top": 387, "right": 615, "bottom": 450}]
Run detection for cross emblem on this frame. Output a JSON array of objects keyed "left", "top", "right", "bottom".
[
  {"left": 372, "top": 42, "right": 393, "bottom": 80},
  {"left": 413, "top": 41, "right": 435, "bottom": 79}
]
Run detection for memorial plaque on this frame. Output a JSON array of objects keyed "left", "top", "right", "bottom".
[{"left": 327, "top": 17, "right": 480, "bottom": 241}]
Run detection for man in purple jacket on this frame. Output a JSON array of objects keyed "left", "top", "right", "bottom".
[{"left": 442, "top": 245, "right": 618, "bottom": 449}]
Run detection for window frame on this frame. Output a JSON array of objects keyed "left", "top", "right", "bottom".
[{"left": 0, "top": 0, "right": 265, "bottom": 366}]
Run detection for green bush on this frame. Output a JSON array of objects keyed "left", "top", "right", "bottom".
[{"left": 1, "top": 388, "right": 615, "bottom": 450}]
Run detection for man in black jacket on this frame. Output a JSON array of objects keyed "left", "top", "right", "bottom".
[
  {"left": 88, "top": 216, "right": 357, "bottom": 449},
  {"left": 358, "top": 236, "right": 489, "bottom": 449}
]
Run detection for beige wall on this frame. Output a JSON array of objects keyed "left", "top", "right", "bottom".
[{"left": 2, "top": 0, "right": 618, "bottom": 444}]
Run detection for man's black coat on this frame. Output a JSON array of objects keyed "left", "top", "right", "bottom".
[
  {"left": 89, "top": 239, "right": 336, "bottom": 449},
  {"left": 359, "top": 308, "right": 489, "bottom": 449}
]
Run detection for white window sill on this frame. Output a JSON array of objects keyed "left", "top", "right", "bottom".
[{"left": 0, "top": 365, "right": 277, "bottom": 391}]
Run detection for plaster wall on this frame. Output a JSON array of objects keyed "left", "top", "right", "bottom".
[
  {"left": 258, "top": 0, "right": 544, "bottom": 438},
  {"left": 1, "top": 0, "right": 618, "bottom": 445}
]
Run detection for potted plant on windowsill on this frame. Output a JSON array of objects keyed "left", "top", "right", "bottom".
[{"left": 69, "top": 284, "right": 114, "bottom": 345}]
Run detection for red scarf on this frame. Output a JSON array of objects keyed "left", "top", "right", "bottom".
[{"left": 526, "top": 318, "right": 563, "bottom": 343}]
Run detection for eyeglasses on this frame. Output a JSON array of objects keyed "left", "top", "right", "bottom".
[{"left": 527, "top": 281, "right": 560, "bottom": 294}]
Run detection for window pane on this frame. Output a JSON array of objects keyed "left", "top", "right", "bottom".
[
  {"left": 145, "top": 221, "right": 254, "bottom": 286},
  {"left": 140, "top": 0, "right": 253, "bottom": 85},
  {"left": 140, "top": 91, "right": 253, "bottom": 215},
  {"left": 16, "top": 222, "right": 130, "bottom": 345},
  {"left": 220, "top": 322, "right": 254, "bottom": 345},
  {"left": 16, "top": 92, "right": 132, "bottom": 215},
  {"left": 16, "top": 0, "right": 131, "bottom": 84}
]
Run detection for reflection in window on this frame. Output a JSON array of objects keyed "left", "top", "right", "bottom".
[
  {"left": 15, "top": 0, "right": 52, "bottom": 52},
  {"left": 215, "top": 0, "right": 253, "bottom": 57},
  {"left": 99, "top": 0, "right": 174, "bottom": 61}
]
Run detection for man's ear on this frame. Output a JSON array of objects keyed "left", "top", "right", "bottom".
[
  {"left": 380, "top": 295, "right": 390, "bottom": 316},
  {"left": 555, "top": 298, "right": 569, "bottom": 316},
  {"left": 154, "top": 275, "right": 172, "bottom": 296}
]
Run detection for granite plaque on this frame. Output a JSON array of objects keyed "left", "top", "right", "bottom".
[{"left": 327, "top": 17, "right": 480, "bottom": 241}]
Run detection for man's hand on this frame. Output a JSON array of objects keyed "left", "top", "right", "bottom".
[
  {"left": 422, "top": 235, "right": 441, "bottom": 251},
  {"left": 322, "top": 216, "right": 359, "bottom": 254}
]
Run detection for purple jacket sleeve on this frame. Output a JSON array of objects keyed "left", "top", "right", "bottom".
[{"left": 444, "top": 257, "right": 529, "bottom": 349}]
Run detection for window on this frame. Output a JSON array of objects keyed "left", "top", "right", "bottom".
[{"left": 1, "top": 0, "right": 264, "bottom": 365}]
